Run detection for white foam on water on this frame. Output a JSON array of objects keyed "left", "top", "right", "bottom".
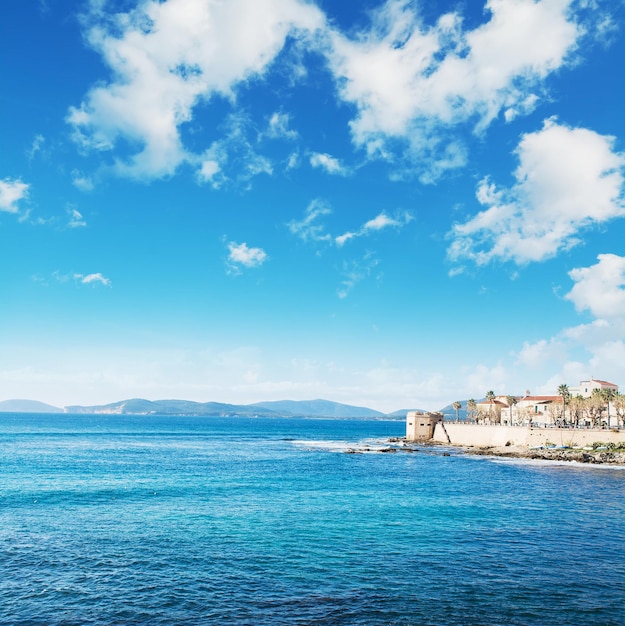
[
  {"left": 290, "top": 438, "right": 389, "bottom": 453},
  {"left": 487, "top": 456, "right": 625, "bottom": 470}
]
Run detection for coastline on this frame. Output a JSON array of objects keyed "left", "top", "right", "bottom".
[
  {"left": 390, "top": 437, "right": 625, "bottom": 464},
  {"left": 463, "top": 444, "right": 625, "bottom": 465}
]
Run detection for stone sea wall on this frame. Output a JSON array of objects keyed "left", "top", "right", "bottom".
[{"left": 432, "top": 422, "right": 625, "bottom": 448}]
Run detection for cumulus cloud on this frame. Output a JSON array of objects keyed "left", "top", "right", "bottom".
[
  {"left": 566, "top": 254, "right": 625, "bottom": 320},
  {"left": 514, "top": 254, "right": 625, "bottom": 391},
  {"left": 74, "top": 272, "right": 112, "bottom": 286},
  {"left": 0, "top": 178, "right": 29, "bottom": 213},
  {"left": 68, "top": 0, "right": 324, "bottom": 180},
  {"left": 325, "top": 0, "right": 595, "bottom": 179},
  {"left": 448, "top": 119, "right": 625, "bottom": 266},
  {"left": 227, "top": 241, "right": 268, "bottom": 273},
  {"left": 309, "top": 152, "right": 349, "bottom": 176},
  {"left": 336, "top": 211, "right": 412, "bottom": 245}
]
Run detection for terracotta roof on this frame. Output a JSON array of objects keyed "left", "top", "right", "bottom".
[
  {"left": 587, "top": 379, "right": 618, "bottom": 387},
  {"left": 520, "top": 395, "right": 562, "bottom": 403}
]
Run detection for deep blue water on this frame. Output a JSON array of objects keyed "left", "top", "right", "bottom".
[{"left": 1, "top": 414, "right": 624, "bottom": 625}]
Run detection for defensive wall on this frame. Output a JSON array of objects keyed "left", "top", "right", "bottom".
[{"left": 430, "top": 422, "right": 625, "bottom": 448}]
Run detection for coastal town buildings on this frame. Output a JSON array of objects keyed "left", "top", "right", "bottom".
[
  {"left": 501, "top": 395, "right": 563, "bottom": 426},
  {"left": 469, "top": 378, "right": 621, "bottom": 428}
]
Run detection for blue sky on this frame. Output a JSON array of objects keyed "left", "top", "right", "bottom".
[{"left": 2, "top": 0, "right": 625, "bottom": 412}]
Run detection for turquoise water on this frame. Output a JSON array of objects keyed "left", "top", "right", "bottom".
[{"left": 1, "top": 414, "right": 624, "bottom": 625}]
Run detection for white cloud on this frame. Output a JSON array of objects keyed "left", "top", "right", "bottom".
[
  {"left": 0, "top": 178, "right": 29, "bottom": 213},
  {"left": 511, "top": 254, "right": 625, "bottom": 393},
  {"left": 227, "top": 241, "right": 268, "bottom": 273},
  {"left": 74, "top": 272, "right": 112, "bottom": 286},
  {"left": 195, "top": 113, "right": 273, "bottom": 188},
  {"left": 197, "top": 159, "right": 221, "bottom": 184},
  {"left": 337, "top": 252, "right": 380, "bottom": 299},
  {"left": 72, "top": 170, "right": 95, "bottom": 191},
  {"left": 325, "top": 0, "right": 595, "bottom": 179},
  {"left": 309, "top": 152, "right": 349, "bottom": 176},
  {"left": 517, "top": 338, "right": 567, "bottom": 369},
  {"left": 336, "top": 210, "right": 412, "bottom": 245},
  {"left": 448, "top": 119, "right": 625, "bottom": 266},
  {"left": 67, "top": 207, "right": 87, "bottom": 228},
  {"left": 463, "top": 363, "right": 508, "bottom": 397},
  {"left": 68, "top": 0, "right": 324, "bottom": 180},
  {"left": 287, "top": 198, "right": 333, "bottom": 243},
  {"left": 285, "top": 150, "right": 301, "bottom": 170},
  {"left": 265, "top": 111, "right": 298, "bottom": 140},
  {"left": 566, "top": 254, "right": 625, "bottom": 320},
  {"left": 27, "top": 134, "right": 45, "bottom": 161}
]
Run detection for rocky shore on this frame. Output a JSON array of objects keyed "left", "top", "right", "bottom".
[
  {"left": 384, "top": 438, "right": 625, "bottom": 464},
  {"left": 467, "top": 445, "right": 625, "bottom": 465}
]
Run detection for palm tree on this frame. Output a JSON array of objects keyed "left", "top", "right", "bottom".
[
  {"left": 486, "top": 390, "right": 495, "bottom": 423},
  {"left": 467, "top": 399, "right": 477, "bottom": 422},
  {"left": 558, "top": 384, "right": 570, "bottom": 425},
  {"left": 452, "top": 400, "right": 462, "bottom": 422},
  {"left": 505, "top": 395, "right": 517, "bottom": 425}
]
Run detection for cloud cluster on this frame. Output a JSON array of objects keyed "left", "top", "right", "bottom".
[
  {"left": 68, "top": 0, "right": 324, "bottom": 179},
  {"left": 67, "top": 0, "right": 610, "bottom": 184},
  {"left": 289, "top": 200, "right": 412, "bottom": 248},
  {"left": 517, "top": 253, "right": 625, "bottom": 389},
  {"left": 0, "top": 178, "right": 29, "bottom": 213},
  {"left": 326, "top": 0, "right": 586, "bottom": 179},
  {"left": 288, "top": 202, "right": 412, "bottom": 296},
  {"left": 448, "top": 119, "right": 625, "bottom": 266}
]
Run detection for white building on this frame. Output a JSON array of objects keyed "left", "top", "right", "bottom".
[{"left": 568, "top": 378, "right": 619, "bottom": 398}]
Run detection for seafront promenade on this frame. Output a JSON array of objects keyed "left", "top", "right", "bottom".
[{"left": 431, "top": 421, "right": 625, "bottom": 448}]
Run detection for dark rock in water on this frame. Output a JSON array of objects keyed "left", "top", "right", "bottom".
[
  {"left": 442, "top": 452, "right": 450, "bottom": 457},
  {"left": 379, "top": 447, "right": 397, "bottom": 453}
]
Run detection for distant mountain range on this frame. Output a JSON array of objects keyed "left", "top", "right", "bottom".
[
  {"left": 0, "top": 397, "right": 430, "bottom": 419},
  {"left": 250, "top": 399, "right": 386, "bottom": 418}
]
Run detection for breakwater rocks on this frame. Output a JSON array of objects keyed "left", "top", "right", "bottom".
[{"left": 469, "top": 445, "right": 625, "bottom": 465}]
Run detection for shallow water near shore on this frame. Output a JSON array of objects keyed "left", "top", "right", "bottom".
[{"left": 1, "top": 413, "right": 625, "bottom": 625}]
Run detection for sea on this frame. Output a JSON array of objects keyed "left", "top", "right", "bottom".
[{"left": 1, "top": 413, "right": 624, "bottom": 626}]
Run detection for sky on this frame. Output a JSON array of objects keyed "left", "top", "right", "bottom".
[{"left": 2, "top": 0, "right": 625, "bottom": 413}]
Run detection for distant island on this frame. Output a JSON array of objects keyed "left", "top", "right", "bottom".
[
  {"left": 0, "top": 397, "right": 428, "bottom": 419},
  {"left": 0, "top": 399, "right": 63, "bottom": 413}
]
